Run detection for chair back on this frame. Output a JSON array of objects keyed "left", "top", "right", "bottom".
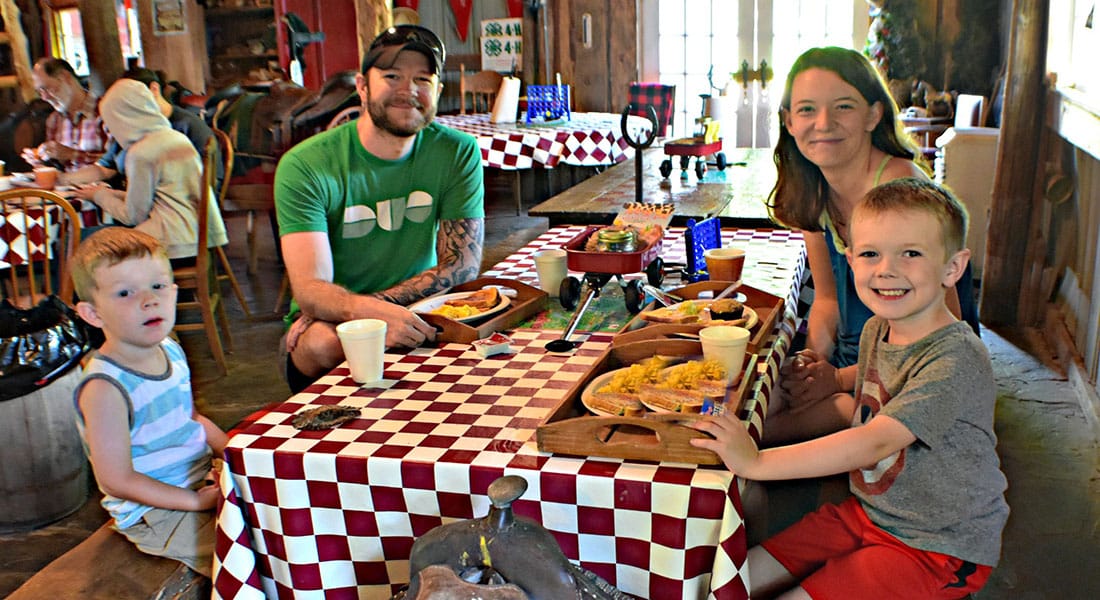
[
  {"left": 193, "top": 137, "right": 216, "bottom": 293},
  {"left": 460, "top": 65, "right": 504, "bottom": 114},
  {"left": 212, "top": 128, "right": 235, "bottom": 204},
  {"left": 171, "top": 136, "right": 231, "bottom": 376},
  {"left": 0, "top": 189, "right": 82, "bottom": 308},
  {"left": 954, "top": 94, "right": 986, "bottom": 128},
  {"left": 628, "top": 82, "right": 676, "bottom": 137}
]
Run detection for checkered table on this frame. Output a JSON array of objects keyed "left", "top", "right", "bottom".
[
  {"left": 1, "top": 190, "right": 105, "bottom": 270},
  {"left": 213, "top": 227, "right": 806, "bottom": 600},
  {"left": 435, "top": 113, "right": 651, "bottom": 170},
  {"left": 485, "top": 226, "right": 806, "bottom": 441}
]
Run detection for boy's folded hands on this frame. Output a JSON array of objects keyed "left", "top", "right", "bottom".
[{"left": 780, "top": 350, "right": 842, "bottom": 408}]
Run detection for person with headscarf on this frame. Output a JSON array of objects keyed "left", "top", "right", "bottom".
[{"left": 75, "top": 78, "right": 227, "bottom": 265}]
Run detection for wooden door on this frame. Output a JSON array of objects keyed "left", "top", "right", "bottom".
[{"left": 565, "top": 0, "right": 635, "bottom": 113}]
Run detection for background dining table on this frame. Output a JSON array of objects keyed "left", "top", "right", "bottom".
[
  {"left": 434, "top": 112, "right": 653, "bottom": 171},
  {"left": 212, "top": 225, "right": 807, "bottom": 600},
  {"left": 0, "top": 185, "right": 106, "bottom": 270},
  {"left": 528, "top": 147, "right": 776, "bottom": 228},
  {"left": 434, "top": 112, "right": 654, "bottom": 212}
]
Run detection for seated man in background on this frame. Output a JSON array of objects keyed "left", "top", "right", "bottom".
[
  {"left": 275, "top": 25, "right": 484, "bottom": 393},
  {"left": 60, "top": 67, "right": 223, "bottom": 191},
  {"left": 21, "top": 57, "right": 108, "bottom": 171}
]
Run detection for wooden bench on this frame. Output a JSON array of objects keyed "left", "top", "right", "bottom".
[{"left": 8, "top": 522, "right": 209, "bottom": 600}]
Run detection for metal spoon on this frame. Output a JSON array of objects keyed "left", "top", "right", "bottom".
[
  {"left": 641, "top": 284, "right": 682, "bottom": 307},
  {"left": 545, "top": 286, "right": 599, "bottom": 352}
]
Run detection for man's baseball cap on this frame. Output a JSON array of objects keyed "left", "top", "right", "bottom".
[{"left": 360, "top": 25, "right": 446, "bottom": 75}]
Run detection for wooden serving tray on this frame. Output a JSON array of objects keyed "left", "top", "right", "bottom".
[
  {"left": 620, "top": 282, "right": 784, "bottom": 354},
  {"left": 418, "top": 277, "right": 548, "bottom": 344},
  {"left": 536, "top": 339, "right": 758, "bottom": 465}
]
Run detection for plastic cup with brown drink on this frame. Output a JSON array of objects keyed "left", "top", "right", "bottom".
[{"left": 704, "top": 247, "right": 746, "bottom": 282}]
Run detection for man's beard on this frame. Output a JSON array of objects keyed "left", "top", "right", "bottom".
[{"left": 365, "top": 92, "right": 436, "bottom": 138}]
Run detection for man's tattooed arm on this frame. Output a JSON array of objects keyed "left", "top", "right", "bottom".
[{"left": 379, "top": 217, "right": 485, "bottom": 305}]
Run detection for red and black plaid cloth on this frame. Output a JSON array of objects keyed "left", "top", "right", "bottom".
[{"left": 628, "top": 82, "right": 676, "bottom": 137}]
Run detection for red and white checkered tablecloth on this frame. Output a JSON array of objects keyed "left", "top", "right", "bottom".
[
  {"left": 1, "top": 193, "right": 105, "bottom": 270},
  {"left": 213, "top": 227, "right": 807, "bottom": 600},
  {"left": 435, "top": 113, "right": 651, "bottom": 170}
]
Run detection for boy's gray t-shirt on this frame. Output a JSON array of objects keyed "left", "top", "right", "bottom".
[{"left": 852, "top": 317, "right": 1009, "bottom": 566}]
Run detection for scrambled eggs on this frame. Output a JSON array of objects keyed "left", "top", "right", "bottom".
[{"left": 431, "top": 304, "right": 483, "bottom": 319}]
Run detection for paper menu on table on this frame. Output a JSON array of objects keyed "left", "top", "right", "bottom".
[
  {"left": 612, "top": 202, "right": 675, "bottom": 230},
  {"left": 490, "top": 77, "right": 521, "bottom": 123}
]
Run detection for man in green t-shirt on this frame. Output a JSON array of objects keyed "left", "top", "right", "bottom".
[{"left": 276, "top": 25, "right": 485, "bottom": 392}]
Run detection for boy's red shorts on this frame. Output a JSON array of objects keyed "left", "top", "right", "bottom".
[{"left": 760, "top": 496, "right": 992, "bottom": 600}]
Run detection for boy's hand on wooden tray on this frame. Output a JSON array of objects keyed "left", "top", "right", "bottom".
[{"left": 690, "top": 410, "right": 759, "bottom": 475}]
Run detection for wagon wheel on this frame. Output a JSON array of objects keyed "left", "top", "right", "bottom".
[
  {"left": 645, "top": 257, "right": 664, "bottom": 286},
  {"left": 680, "top": 155, "right": 691, "bottom": 171},
  {"left": 659, "top": 159, "right": 673, "bottom": 179},
  {"left": 695, "top": 157, "right": 707, "bottom": 180},
  {"left": 559, "top": 276, "right": 582, "bottom": 310},
  {"left": 623, "top": 279, "right": 645, "bottom": 314},
  {"left": 715, "top": 152, "right": 728, "bottom": 171}
]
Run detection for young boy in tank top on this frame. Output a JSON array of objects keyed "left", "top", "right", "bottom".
[{"left": 71, "top": 228, "right": 228, "bottom": 577}]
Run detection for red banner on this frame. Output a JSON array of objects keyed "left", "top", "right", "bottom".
[
  {"left": 448, "top": 0, "right": 473, "bottom": 42},
  {"left": 507, "top": 0, "right": 525, "bottom": 18},
  {"left": 394, "top": 0, "right": 419, "bottom": 9}
]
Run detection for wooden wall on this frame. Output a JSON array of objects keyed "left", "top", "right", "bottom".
[
  {"left": 1045, "top": 90, "right": 1100, "bottom": 426},
  {"left": 135, "top": 0, "right": 208, "bottom": 92}
]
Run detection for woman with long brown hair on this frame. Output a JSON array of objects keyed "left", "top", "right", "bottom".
[{"left": 766, "top": 46, "right": 978, "bottom": 442}]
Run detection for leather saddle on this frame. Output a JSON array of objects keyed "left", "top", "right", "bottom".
[
  {"left": 216, "top": 72, "right": 360, "bottom": 161},
  {"left": 287, "top": 70, "right": 359, "bottom": 145}
]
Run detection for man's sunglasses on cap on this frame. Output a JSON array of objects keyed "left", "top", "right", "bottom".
[{"left": 361, "top": 25, "right": 446, "bottom": 75}]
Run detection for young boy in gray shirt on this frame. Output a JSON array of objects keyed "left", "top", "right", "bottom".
[{"left": 693, "top": 178, "right": 1008, "bottom": 599}]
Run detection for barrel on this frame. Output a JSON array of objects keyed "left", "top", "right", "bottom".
[{"left": 0, "top": 368, "right": 89, "bottom": 533}]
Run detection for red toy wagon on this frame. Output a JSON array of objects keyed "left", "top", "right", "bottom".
[{"left": 660, "top": 137, "right": 728, "bottom": 180}]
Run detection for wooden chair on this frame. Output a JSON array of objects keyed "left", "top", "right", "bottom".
[
  {"left": 272, "top": 108, "right": 360, "bottom": 314},
  {"left": 210, "top": 128, "right": 252, "bottom": 318},
  {"left": 0, "top": 189, "right": 82, "bottom": 308},
  {"left": 906, "top": 93, "right": 986, "bottom": 161},
  {"left": 459, "top": 65, "right": 503, "bottom": 114},
  {"left": 172, "top": 137, "right": 232, "bottom": 376},
  {"left": 211, "top": 99, "right": 278, "bottom": 277}
]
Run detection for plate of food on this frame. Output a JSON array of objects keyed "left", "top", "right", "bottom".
[
  {"left": 639, "top": 298, "right": 758, "bottom": 328},
  {"left": 580, "top": 356, "right": 728, "bottom": 416},
  {"left": 580, "top": 356, "right": 673, "bottom": 416},
  {"left": 408, "top": 287, "right": 511, "bottom": 323},
  {"left": 639, "top": 361, "right": 728, "bottom": 414},
  {"left": 580, "top": 369, "right": 648, "bottom": 417}
]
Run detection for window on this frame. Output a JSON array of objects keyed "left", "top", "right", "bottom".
[
  {"left": 1048, "top": 0, "right": 1098, "bottom": 95},
  {"left": 49, "top": 2, "right": 143, "bottom": 77},
  {"left": 642, "top": 0, "right": 866, "bottom": 148}
]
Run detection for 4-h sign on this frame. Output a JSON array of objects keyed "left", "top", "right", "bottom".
[{"left": 481, "top": 18, "right": 522, "bottom": 73}]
